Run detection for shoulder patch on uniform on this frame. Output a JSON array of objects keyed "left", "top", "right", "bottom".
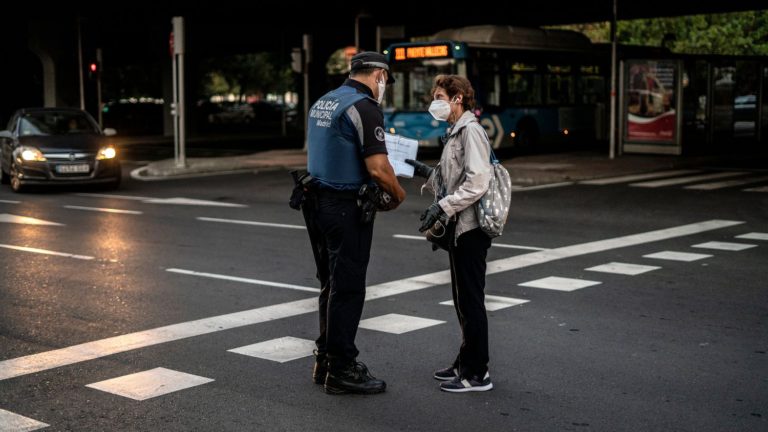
[{"left": 374, "top": 126, "right": 385, "bottom": 142}]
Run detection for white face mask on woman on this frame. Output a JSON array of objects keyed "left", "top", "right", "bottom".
[{"left": 428, "top": 96, "right": 458, "bottom": 121}]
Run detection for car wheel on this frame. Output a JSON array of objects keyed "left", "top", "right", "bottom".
[{"left": 9, "top": 162, "right": 24, "bottom": 193}]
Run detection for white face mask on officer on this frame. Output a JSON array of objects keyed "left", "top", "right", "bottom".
[
  {"left": 428, "top": 96, "right": 458, "bottom": 121},
  {"left": 376, "top": 71, "right": 387, "bottom": 105}
]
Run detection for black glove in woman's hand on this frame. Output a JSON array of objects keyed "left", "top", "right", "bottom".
[
  {"left": 418, "top": 202, "right": 445, "bottom": 232},
  {"left": 405, "top": 159, "right": 434, "bottom": 179}
]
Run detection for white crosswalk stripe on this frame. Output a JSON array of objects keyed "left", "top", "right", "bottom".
[
  {"left": 580, "top": 169, "right": 701, "bottom": 185},
  {"left": 579, "top": 170, "right": 768, "bottom": 192},
  {"left": 744, "top": 185, "right": 768, "bottom": 192},
  {"left": 684, "top": 175, "right": 768, "bottom": 190},
  {"left": 0, "top": 408, "right": 49, "bottom": 431},
  {"left": 85, "top": 368, "right": 214, "bottom": 401},
  {"left": 631, "top": 172, "right": 749, "bottom": 188}
]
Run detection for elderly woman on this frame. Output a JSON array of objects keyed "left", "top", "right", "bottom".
[{"left": 407, "top": 74, "right": 494, "bottom": 393}]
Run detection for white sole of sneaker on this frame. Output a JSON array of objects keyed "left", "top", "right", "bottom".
[{"left": 440, "top": 382, "right": 494, "bottom": 393}]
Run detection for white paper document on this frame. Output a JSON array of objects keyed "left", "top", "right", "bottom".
[{"left": 384, "top": 133, "right": 419, "bottom": 178}]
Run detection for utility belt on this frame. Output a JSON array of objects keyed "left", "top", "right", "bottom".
[{"left": 289, "top": 170, "right": 390, "bottom": 224}]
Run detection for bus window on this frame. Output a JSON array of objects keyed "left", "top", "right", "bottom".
[
  {"left": 577, "top": 65, "right": 605, "bottom": 105},
  {"left": 546, "top": 64, "right": 574, "bottom": 105},
  {"left": 507, "top": 62, "right": 541, "bottom": 105},
  {"left": 577, "top": 75, "right": 605, "bottom": 105},
  {"left": 476, "top": 62, "right": 501, "bottom": 108}
]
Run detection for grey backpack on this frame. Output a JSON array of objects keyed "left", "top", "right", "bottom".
[{"left": 475, "top": 147, "right": 512, "bottom": 238}]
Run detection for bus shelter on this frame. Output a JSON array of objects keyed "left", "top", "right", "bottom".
[{"left": 619, "top": 54, "right": 767, "bottom": 155}]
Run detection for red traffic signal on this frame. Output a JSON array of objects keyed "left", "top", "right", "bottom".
[{"left": 89, "top": 63, "right": 98, "bottom": 73}]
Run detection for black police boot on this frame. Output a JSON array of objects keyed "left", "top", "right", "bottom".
[
  {"left": 324, "top": 360, "right": 386, "bottom": 395},
  {"left": 313, "top": 350, "right": 327, "bottom": 385}
]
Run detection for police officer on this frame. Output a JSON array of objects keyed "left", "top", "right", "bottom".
[{"left": 303, "top": 51, "right": 406, "bottom": 395}]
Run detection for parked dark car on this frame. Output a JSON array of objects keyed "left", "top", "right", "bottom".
[{"left": 0, "top": 107, "right": 121, "bottom": 192}]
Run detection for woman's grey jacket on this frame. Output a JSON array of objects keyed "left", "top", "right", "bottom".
[{"left": 425, "top": 110, "right": 492, "bottom": 243}]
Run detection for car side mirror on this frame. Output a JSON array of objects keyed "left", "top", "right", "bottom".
[
  {"left": 0, "top": 130, "right": 12, "bottom": 139},
  {"left": 103, "top": 128, "right": 117, "bottom": 136}
]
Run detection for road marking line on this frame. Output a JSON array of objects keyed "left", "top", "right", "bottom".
[
  {"left": 78, "top": 193, "right": 247, "bottom": 207},
  {"left": 643, "top": 251, "right": 712, "bottom": 262},
  {"left": 630, "top": 172, "right": 748, "bottom": 188},
  {"left": 0, "top": 199, "right": 21, "bottom": 204},
  {"left": 0, "top": 213, "right": 63, "bottom": 226},
  {"left": 510, "top": 181, "right": 574, "bottom": 192},
  {"left": 579, "top": 170, "right": 701, "bottom": 185},
  {"left": 228, "top": 337, "right": 316, "bottom": 363},
  {"left": 64, "top": 205, "right": 143, "bottom": 215},
  {"left": 166, "top": 268, "right": 319, "bottom": 293},
  {"left": 518, "top": 276, "right": 601, "bottom": 291},
  {"left": 0, "top": 219, "right": 742, "bottom": 381},
  {"left": 484, "top": 220, "right": 741, "bottom": 275},
  {"left": 85, "top": 367, "right": 214, "bottom": 401},
  {"left": 0, "top": 408, "right": 49, "bottom": 431},
  {"left": 684, "top": 175, "right": 768, "bottom": 190},
  {"left": 440, "top": 295, "right": 529, "bottom": 311},
  {"left": 736, "top": 232, "right": 768, "bottom": 241},
  {"left": 197, "top": 217, "right": 305, "bottom": 230},
  {"left": 77, "top": 193, "right": 153, "bottom": 200},
  {"left": 691, "top": 241, "right": 757, "bottom": 251},
  {"left": 585, "top": 262, "right": 661, "bottom": 275},
  {"left": 0, "top": 243, "right": 94, "bottom": 260},
  {"left": 358, "top": 314, "right": 445, "bottom": 334},
  {"left": 393, "top": 234, "right": 548, "bottom": 251},
  {"left": 743, "top": 185, "right": 768, "bottom": 192},
  {"left": 143, "top": 197, "right": 246, "bottom": 207}
]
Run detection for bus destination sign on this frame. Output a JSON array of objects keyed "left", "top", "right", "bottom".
[{"left": 394, "top": 44, "right": 450, "bottom": 61}]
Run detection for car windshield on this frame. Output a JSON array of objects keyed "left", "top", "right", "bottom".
[{"left": 19, "top": 111, "right": 100, "bottom": 137}]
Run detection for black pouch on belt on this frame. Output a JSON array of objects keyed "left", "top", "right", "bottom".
[{"left": 289, "top": 170, "right": 313, "bottom": 210}]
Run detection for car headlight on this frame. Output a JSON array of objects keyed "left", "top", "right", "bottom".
[
  {"left": 16, "top": 146, "right": 46, "bottom": 162},
  {"left": 96, "top": 146, "right": 117, "bottom": 160}
]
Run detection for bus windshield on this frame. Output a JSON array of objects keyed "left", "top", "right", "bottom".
[{"left": 388, "top": 59, "right": 456, "bottom": 112}]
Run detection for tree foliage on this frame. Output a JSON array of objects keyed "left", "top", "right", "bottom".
[
  {"left": 549, "top": 10, "right": 768, "bottom": 56},
  {"left": 201, "top": 52, "right": 294, "bottom": 100}
]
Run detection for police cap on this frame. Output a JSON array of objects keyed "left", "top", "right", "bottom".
[{"left": 350, "top": 51, "right": 395, "bottom": 84}]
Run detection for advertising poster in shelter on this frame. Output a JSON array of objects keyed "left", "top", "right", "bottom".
[{"left": 623, "top": 60, "right": 681, "bottom": 154}]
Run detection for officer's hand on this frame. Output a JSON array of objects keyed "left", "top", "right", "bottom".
[
  {"left": 405, "top": 159, "right": 434, "bottom": 179},
  {"left": 418, "top": 202, "right": 445, "bottom": 232}
]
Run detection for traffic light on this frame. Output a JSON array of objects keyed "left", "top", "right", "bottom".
[{"left": 88, "top": 62, "right": 98, "bottom": 79}]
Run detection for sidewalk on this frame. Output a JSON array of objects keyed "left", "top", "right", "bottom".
[{"left": 131, "top": 147, "right": 725, "bottom": 186}]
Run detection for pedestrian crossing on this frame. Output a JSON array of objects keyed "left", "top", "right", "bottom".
[
  {"left": 580, "top": 169, "right": 768, "bottom": 192},
  {"left": 1, "top": 229, "right": 764, "bottom": 430}
]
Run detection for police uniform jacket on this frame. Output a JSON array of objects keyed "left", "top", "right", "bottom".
[{"left": 307, "top": 79, "right": 388, "bottom": 191}]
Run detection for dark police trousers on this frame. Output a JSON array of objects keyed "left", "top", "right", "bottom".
[
  {"left": 448, "top": 227, "right": 492, "bottom": 378},
  {"left": 302, "top": 192, "right": 374, "bottom": 367}
]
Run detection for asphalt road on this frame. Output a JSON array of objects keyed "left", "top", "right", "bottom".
[{"left": 0, "top": 163, "right": 766, "bottom": 431}]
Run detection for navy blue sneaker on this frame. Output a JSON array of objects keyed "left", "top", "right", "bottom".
[
  {"left": 439, "top": 371, "right": 493, "bottom": 393},
  {"left": 433, "top": 366, "right": 459, "bottom": 381}
]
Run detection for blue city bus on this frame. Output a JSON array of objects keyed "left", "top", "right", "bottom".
[{"left": 383, "top": 25, "right": 608, "bottom": 150}]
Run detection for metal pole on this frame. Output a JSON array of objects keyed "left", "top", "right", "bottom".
[
  {"left": 96, "top": 48, "right": 103, "bottom": 128},
  {"left": 172, "top": 42, "right": 179, "bottom": 164},
  {"left": 302, "top": 34, "right": 311, "bottom": 151},
  {"left": 609, "top": 0, "right": 618, "bottom": 159},
  {"left": 77, "top": 17, "right": 85, "bottom": 110},
  {"left": 172, "top": 17, "right": 186, "bottom": 168},
  {"left": 178, "top": 50, "right": 186, "bottom": 168}
]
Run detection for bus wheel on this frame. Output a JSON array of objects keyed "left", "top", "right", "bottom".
[{"left": 515, "top": 117, "right": 540, "bottom": 150}]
